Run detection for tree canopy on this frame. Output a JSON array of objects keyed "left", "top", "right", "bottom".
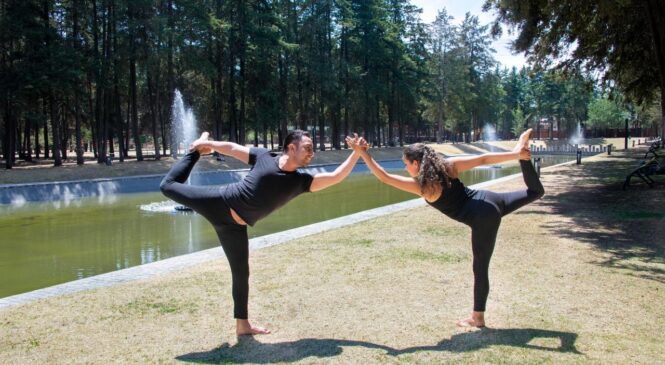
[
  {"left": 0, "top": 1, "right": 659, "bottom": 169},
  {"left": 484, "top": 0, "right": 665, "bottom": 138}
]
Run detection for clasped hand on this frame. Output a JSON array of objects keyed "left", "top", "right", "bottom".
[{"left": 345, "top": 133, "right": 369, "bottom": 152}]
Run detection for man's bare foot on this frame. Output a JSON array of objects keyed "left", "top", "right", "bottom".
[
  {"left": 190, "top": 132, "right": 213, "bottom": 154},
  {"left": 456, "top": 312, "right": 485, "bottom": 328},
  {"left": 236, "top": 319, "right": 271, "bottom": 336}
]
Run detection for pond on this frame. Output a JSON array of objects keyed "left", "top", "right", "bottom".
[{"left": 0, "top": 156, "right": 572, "bottom": 298}]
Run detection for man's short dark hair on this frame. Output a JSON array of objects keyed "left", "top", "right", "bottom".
[{"left": 282, "top": 130, "right": 310, "bottom": 152}]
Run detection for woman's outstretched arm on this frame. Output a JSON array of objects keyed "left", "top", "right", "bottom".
[
  {"left": 446, "top": 151, "right": 521, "bottom": 173},
  {"left": 447, "top": 128, "right": 532, "bottom": 173},
  {"left": 348, "top": 138, "right": 422, "bottom": 196}
]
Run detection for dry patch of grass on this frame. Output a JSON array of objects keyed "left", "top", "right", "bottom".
[{"left": 1, "top": 150, "right": 664, "bottom": 364}]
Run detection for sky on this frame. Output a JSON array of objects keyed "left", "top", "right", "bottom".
[{"left": 410, "top": 0, "right": 527, "bottom": 70}]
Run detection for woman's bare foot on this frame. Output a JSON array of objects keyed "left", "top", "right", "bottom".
[
  {"left": 456, "top": 312, "right": 485, "bottom": 328},
  {"left": 514, "top": 128, "right": 533, "bottom": 160},
  {"left": 189, "top": 132, "right": 213, "bottom": 154},
  {"left": 518, "top": 146, "right": 532, "bottom": 160},
  {"left": 236, "top": 319, "right": 271, "bottom": 336}
]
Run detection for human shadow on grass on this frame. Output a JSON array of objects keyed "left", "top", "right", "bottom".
[
  {"left": 175, "top": 328, "right": 580, "bottom": 364},
  {"left": 520, "top": 156, "right": 665, "bottom": 283},
  {"left": 388, "top": 327, "right": 582, "bottom": 356},
  {"left": 175, "top": 337, "right": 394, "bottom": 364}
]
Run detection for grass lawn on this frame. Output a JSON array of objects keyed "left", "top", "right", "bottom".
[{"left": 1, "top": 147, "right": 664, "bottom": 364}]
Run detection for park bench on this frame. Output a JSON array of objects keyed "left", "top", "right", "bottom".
[
  {"left": 642, "top": 138, "right": 662, "bottom": 159},
  {"left": 645, "top": 137, "right": 661, "bottom": 149},
  {"left": 623, "top": 157, "right": 665, "bottom": 190},
  {"left": 644, "top": 146, "right": 661, "bottom": 159}
]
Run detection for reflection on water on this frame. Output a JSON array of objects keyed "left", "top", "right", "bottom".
[
  {"left": 7, "top": 181, "right": 119, "bottom": 207},
  {"left": 0, "top": 156, "right": 571, "bottom": 298}
]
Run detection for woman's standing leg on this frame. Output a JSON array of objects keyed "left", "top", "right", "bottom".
[{"left": 458, "top": 200, "right": 502, "bottom": 328}]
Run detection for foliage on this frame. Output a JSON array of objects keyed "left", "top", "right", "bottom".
[
  {"left": 484, "top": 0, "right": 665, "bottom": 138},
  {"left": 1, "top": 1, "right": 652, "bottom": 168},
  {"left": 586, "top": 97, "right": 628, "bottom": 129}
]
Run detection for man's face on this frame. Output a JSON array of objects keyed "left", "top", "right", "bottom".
[{"left": 291, "top": 136, "right": 314, "bottom": 166}]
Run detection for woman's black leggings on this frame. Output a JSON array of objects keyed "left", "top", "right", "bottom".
[
  {"left": 461, "top": 160, "right": 544, "bottom": 312},
  {"left": 160, "top": 151, "right": 250, "bottom": 319}
]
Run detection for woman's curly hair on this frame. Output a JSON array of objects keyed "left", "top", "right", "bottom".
[{"left": 403, "top": 143, "right": 452, "bottom": 196}]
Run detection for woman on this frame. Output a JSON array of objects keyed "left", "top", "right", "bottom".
[{"left": 349, "top": 129, "right": 544, "bottom": 327}]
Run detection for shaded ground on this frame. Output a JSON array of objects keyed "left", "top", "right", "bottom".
[
  {"left": 1, "top": 145, "right": 663, "bottom": 364},
  {"left": 534, "top": 152, "right": 665, "bottom": 284}
]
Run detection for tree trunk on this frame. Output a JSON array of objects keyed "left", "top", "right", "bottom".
[
  {"left": 319, "top": 94, "right": 325, "bottom": 151},
  {"left": 35, "top": 115, "right": 40, "bottom": 159},
  {"left": 3, "top": 96, "right": 14, "bottom": 169},
  {"left": 60, "top": 103, "right": 68, "bottom": 160},
  {"left": 167, "top": 0, "right": 176, "bottom": 157},
  {"left": 23, "top": 112, "right": 32, "bottom": 161},
  {"left": 92, "top": 0, "right": 106, "bottom": 163},
  {"left": 111, "top": 0, "right": 124, "bottom": 162},
  {"left": 43, "top": 0, "right": 61, "bottom": 166},
  {"left": 72, "top": 0, "right": 84, "bottom": 164},
  {"left": 228, "top": 54, "right": 238, "bottom": 143},
  {"left": 130, "top": 56, "right": 142, "bottom": 161},
  {"left": 49, "top": 93, "right": 62, "bottom": 166},
  {"left": 128, "top": 2, "right": 142, "bottom": 161},
  {"left": 646, "top": 0, "right": 665, "bottom": 139},
  {"left": 87, "top": 79, "right": 97, "bottom": 158},
  {"left": 42, "top": 98, "right": 49, "bottom": 159},
  {"left": 147, "top": 67, "right": 160, "bottom": 159},
  {"left": 278, "top": 50, "right": 288, "bottom": 148},
  {"left": 157, "top": 71, "right": 167, "bottom": 155},
  {"left": 343, "top": 38, "right": 349, "bottom": 148},
  {"left": 238, "top": 0, "right": 246, "bottom": 145},
  {"left": 16, "top": 115, "right": 23, "bottom": 159}
]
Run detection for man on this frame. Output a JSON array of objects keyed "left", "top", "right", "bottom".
[{"left": 161, "top": 130, "right": 361, "bottom": 335}]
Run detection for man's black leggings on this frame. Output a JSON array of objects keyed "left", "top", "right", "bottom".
[
  {"left": 160, "top": 151, "right": 250, "bottom": 319},
  {"left": 460, "top": 160, "right": 544, "bottom": 312}
]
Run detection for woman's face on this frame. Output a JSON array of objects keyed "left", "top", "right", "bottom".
[{"left": 402, "top": 156, "right": 419, "bottom": 177}]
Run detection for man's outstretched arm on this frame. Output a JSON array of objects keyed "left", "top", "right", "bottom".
[{"left": 309, "top": 135, "right": 362, "bottom": 192}]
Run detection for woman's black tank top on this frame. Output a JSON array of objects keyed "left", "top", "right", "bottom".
[{"left": 426, "top": 178, "right": 476, "bottom": 221}]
